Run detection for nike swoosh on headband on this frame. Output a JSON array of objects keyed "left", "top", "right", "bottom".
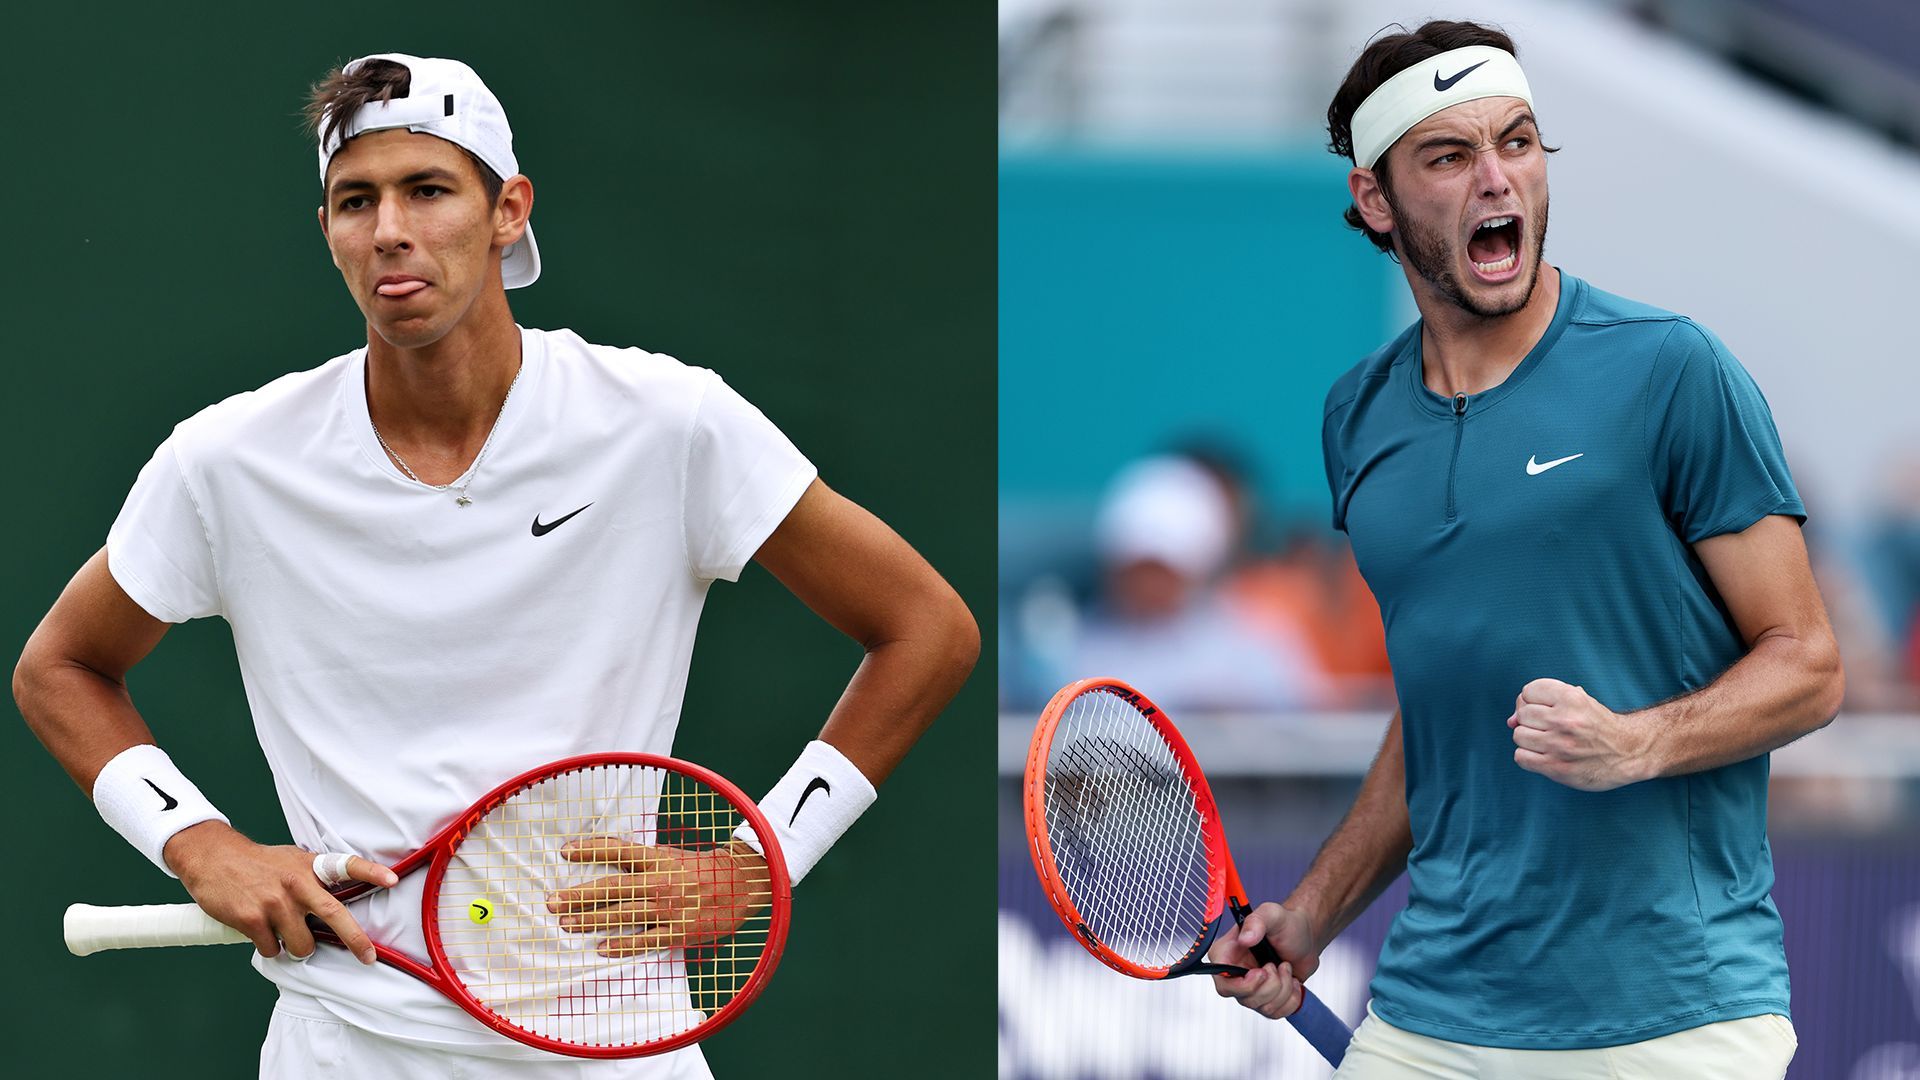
[{"left": 1434, "top": 59, "right": 1491, "bottom": 91}]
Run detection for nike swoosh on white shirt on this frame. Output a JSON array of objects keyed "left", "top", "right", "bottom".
[{"left": 1526, "top": 453, "right": 1584, "bottom": 475}]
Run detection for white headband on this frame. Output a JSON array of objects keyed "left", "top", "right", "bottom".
[{"left": 1349, "top": 45, "right": 1534, "bottom": 170}]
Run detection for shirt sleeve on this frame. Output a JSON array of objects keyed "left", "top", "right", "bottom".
[
  {"left": 1322, "top": 395, "right": 1351, "bottom": 534},
  {"left": 1644, "top": 321, "right": 1805, "bottom": 544},
  {"left": 682, "top": 372, "right": 817, "bottom": 582},
  {"left": 105, "top": 433, "right": 222, "bottom": 622}
]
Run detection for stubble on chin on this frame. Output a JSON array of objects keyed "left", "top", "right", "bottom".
[{"left": 1396, "top": 200, "right": 1550, "bottom": 321}]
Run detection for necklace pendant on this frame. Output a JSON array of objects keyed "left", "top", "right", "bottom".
[{"left": 456, "top": 494, "right": 473, "bottom": 507}]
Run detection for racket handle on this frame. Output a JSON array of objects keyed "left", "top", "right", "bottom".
[
  {"left": 1288, "top": 988, "right": 1353, "bottom": 1068},
  {"left": 65, "top": 903, "right": 249, "bottom": 956},
  {"left": 1227, "top": 899, "right": 1352, "bottom": 1066}
]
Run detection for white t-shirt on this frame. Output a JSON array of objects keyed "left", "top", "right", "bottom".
[{"left": 106, "top": 325, "right": 815, "bottom": 1059}]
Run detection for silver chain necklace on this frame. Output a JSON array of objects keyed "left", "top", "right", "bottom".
[{"left": 370, "top": 362, "right": 523, "bottom": 507}]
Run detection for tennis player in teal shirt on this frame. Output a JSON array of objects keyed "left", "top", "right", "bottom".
[{"left": 1209, "top": 21, "right": 1841, "bottom": 1080}]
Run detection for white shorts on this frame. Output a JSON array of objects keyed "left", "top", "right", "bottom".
[
  {"left": 1334, "top": 1002, "right": 1797, "bottom": 1080},
  {"left": 260, "top": 1003, "right": 715, "bottom": 1080}
]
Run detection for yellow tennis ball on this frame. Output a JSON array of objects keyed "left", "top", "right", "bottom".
[{"left": 469, "top": 897, "right": 495, "bottom": 925}]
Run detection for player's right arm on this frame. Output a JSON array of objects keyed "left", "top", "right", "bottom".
[
  {"left": 1211, "top": 707, "right": 1412, "bottom": 1014},
  {"left": 13, "top": 549, "right": 390, "bottom": 963}
]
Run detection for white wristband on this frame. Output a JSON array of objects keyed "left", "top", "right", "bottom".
[
  {"left": 91, "top": 744, "right": 229, "bottom": 878},
  {"left": 735, "top": 740, "right": 876, "bottom": 886}
]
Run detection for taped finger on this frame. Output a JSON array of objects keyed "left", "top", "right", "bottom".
[{"left": 313, "top": 852, "right": 354, "bottom": 888}]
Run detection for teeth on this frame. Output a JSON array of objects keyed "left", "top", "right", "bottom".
[
  {"left": 1474, "top": 253, "right": 1518, "bottom": 274},
  {"left": 1477, "top": 216, "right": 1514, "bottom": 232}
]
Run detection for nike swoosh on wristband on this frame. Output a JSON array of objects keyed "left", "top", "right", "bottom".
[
  {"left": 790, "top": 777, "right": 831, "bottom": 825},
  {"left": 1526, "top": 453, "right": 1584, "bottom": 475},
  {"left": 531, "top": 503, "right": 593, "bottom": 536},
  {"left": 1434, "top": 59, "right": 1490, "bottom": 91},
  {"left": 144, "top": 778, "right": 179, "bottom": 811}
]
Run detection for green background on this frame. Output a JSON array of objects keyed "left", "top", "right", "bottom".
[{"left": 1, "top": 3, "right": 992, "bottom": 1075}]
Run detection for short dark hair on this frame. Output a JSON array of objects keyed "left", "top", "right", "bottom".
[
  {"left": 1326, "top": 21, "right": 1554, "bottom": 254},
  {"left": 305, "top": 59, "right": 505, "bottom": 210}
]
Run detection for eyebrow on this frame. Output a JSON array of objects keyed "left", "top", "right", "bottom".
[
  {"left": 328, "top": 167, "right": 462, "bottom": 199},
  {"left": 1411, "top": 111, "right": 1539, "bottom": 156}
]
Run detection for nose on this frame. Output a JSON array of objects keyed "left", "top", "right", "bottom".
[
  {"left": 372, "top": 197, "right": 413, "bottom": 255},
  {"left": 1474, "top": 147, "right": 1512, "bottom": 200}
]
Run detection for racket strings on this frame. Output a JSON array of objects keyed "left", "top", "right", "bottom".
[
  {"left": 434, "top": 764, "right": 774, "bottom": 1049},
  {"left": 1043, "top": 689, "right": 1217, "bottom": 970}
]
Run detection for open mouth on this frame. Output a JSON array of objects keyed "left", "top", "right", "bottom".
[{"left": 1467, "top": 216, "right": 1522, "bottom": 279}]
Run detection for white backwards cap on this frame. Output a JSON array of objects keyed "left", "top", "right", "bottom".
[
  {"left": 1349, "top": 45, "right": 1534, "bottom": 170},
  {"left": 316, "top": 53, "right": 540, "bottom": 289}
]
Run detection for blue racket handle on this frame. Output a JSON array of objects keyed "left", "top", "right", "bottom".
[
  {"left": 1229, "top": 899, "right": 1352, "bottom": 1066},
  {"left": 1287, "top": 987, "right": 1352, "bottom": 1067}
]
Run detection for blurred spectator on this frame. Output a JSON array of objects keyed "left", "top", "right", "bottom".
[
  {"left": 1227, "top": 530, "right": 1395, "bottom": 708},
  {"left": 1849, "top": 459, "right": 1920, "bottom": 709},
  {"left": 1049, "top": 455, "right": 1328, "bottom": 710},
  {"left": 1170, "top": 437, "right": 1394, "bottom": 708}
]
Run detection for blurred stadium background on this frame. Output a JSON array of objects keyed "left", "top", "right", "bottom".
[{"left": 997, "top": 1, "right": 1920, "bottom": 1077}]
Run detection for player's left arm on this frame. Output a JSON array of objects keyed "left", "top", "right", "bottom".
[
  {"left": 751, "top": 478, "right": 980, "bottom": 785},
  {"left": 1510, "top": 514, "right": 1844, "bottom": 791}
]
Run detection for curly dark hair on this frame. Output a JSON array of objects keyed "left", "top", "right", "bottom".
[
  {"left": 1327, "top": 21, "right": 1555, "bottom": 255},
  {"left": 305, "top": 58, "right": 504, "bottom": 211}
]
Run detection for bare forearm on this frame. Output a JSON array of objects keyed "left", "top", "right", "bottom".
[
  {"left": 1635, "top": 631, "right": 1843, "bottom": 779},
  {"left": 817, "top": 596, "right": 979, "bottom": 785},
  {"left": 1285, "top": 710, "right": 1412, "bottom": 949},
  {"left": 15, "top": 550, "right": 173, "bottom": 792},
  {"left": 14, "top": 650, "right": 158, "bottom": 792}
]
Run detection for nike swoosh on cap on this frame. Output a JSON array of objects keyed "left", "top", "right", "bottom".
[{"left": 1526, "top": 453, "right": 1584, "bottom": 475}]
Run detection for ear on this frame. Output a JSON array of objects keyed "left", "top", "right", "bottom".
[
  {"left": 1348, "top": 166, "right": 1395, "bottom": 236},
  {"left": 315, "top": 205, "right": 340, "bottom": 269},
  {"left": 493, "top": 175, "right": 535, "bottom": 248}
]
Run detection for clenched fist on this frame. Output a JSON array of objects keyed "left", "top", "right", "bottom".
[{"left": 1508, "top": 678, "right": 1655, "bottom": 791}]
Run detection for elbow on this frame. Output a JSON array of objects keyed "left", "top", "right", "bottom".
[
  {"left": 941, "top": 590, "right": 982, "bottom": 686},
  {"left": 1811, "top": 639, "right": 1845, "bottom": 730},
  {"left": 1819, "top": 663, "right": 1845, "bottom": 730},
  {"left": 9, "top": 655, "right": 27, "bottom": 723},
  {"left": 13, "top": 639, "right": 49, "bottom": 736}
]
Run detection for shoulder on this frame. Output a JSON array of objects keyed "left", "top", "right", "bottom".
[
  {"left": 532, "top": 326, "right": 725, "bottom": 416},
  {"left": 169, "top": 350, "right": 359, "bottom": 464},
  {"left": 1325, "top": 321, "right": 1418, "bottom": 423},
  {"left": 1561, "top": 277, "right": 1746, "bottom": 387},
  {"left": 1564, "top": 277, "right": 1724, "bottom": 361}
]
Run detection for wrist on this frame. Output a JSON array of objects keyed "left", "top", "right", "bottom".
[
  {"left": 1280, "top": 889, "right": 1335, "bottom": 952},
  {"left": 161, "top": 819, "right": 239, "bottom": 881},
  {"left": 91, "top": 744, "right": 231, "bottom": 878},
  {"left": 1623, "top": 708, "right": 1665, "bottom": 784},
  {"left": 733, "top": 740, "right": 876, "bottom": 885}
]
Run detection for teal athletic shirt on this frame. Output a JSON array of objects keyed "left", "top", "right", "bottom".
[{"left": 1321, "top": 273, "right": 1803, "bottom": 1049}]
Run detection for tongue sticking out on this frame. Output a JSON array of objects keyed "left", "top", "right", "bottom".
[
  {"left": 1468, "top": 224, "right": 1517, "bottom": 267},
  {"left": 377, "top": 280, "right": 428, "bottom": 297}
]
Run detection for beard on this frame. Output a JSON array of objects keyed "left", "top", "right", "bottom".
[{"left": 1395, "top": 197, "right": 1551, "bottom": 319}]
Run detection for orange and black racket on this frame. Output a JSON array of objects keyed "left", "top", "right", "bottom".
[
  {"left": 64, "top": 753, "right": 787, "bottom": 1059},
  {"left": 1024, "top": 678, "right": 1351, "bottom": 1066}
]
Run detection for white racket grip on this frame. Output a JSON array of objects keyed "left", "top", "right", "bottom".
[{"left": 65, "top": 903, "right": 248, "bottom": 956}]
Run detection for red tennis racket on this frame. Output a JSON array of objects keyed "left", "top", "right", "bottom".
[
  {"left": 1024, "top": 678, "right": 1352, "bottom": 1066},
  {"left": 64, "top": 753, "right": 788, "bottom": 1059}
]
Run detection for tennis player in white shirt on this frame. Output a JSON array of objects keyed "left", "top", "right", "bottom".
[{"left": 14, "top": 53, "right": 978, "bottom": 1079}]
